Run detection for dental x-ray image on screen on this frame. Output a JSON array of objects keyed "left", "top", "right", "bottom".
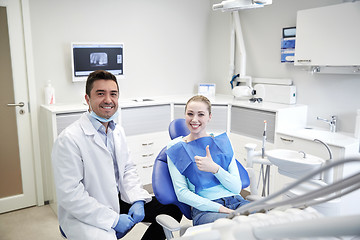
[{"left": 90, "top": 52, "right": 108, "bottom": 66}]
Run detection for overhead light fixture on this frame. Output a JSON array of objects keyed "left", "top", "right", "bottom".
[{"left": 213, "top": 0, "right": 272, "bottom": 12}]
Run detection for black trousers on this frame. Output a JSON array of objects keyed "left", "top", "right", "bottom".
[{"left": 119, "top": 196, "right": 183, "bottom": 240}]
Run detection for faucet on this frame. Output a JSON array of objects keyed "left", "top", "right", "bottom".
[{"left": 316, "top": 115, "right": 337, "bottom": 132}]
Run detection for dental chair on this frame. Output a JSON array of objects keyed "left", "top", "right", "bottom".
[{"left": 152, "top": 118, "right": 250, "bottom": 239}]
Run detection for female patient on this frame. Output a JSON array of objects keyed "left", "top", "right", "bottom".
[{"left": 166, "top": 95, "right": 249, "bottom": 226}]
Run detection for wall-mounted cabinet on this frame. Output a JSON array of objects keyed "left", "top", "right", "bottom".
[{"left": 294, "top": 2, "right": 360, "bottom": 74}]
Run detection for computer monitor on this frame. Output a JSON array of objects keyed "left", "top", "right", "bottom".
[{"left": 71, "top": 42, "right": 124, "bottom": 82}]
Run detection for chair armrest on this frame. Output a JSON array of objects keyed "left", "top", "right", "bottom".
[
  {"left": 156, "top": 214, "right": 181, "bottom": 239},
  {"left": 245, "top": 194, "right": 263, "bottom": 201},
  {"left": 156, "top": 214, "right": 181, "bottom": 231}
]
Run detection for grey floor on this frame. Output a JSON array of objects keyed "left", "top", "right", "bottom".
[{"left": 0, "top": 205, "right": 190, "bottom": 240}]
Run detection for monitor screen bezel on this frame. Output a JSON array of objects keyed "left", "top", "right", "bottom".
[{"left": 71, "top": 42, "right": 124, "bottom": 82}]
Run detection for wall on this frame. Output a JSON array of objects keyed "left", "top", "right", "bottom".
[
  {"left": 27, "top": 0, "right": 360, "bottom": 203},
  {"left": 28, "top": 0, "right": 214, "bottom": 201},
  {"left": 29, "top": 0, "right": 211, "bottom": 105},
  {"left": 28, "top": 0, "right": 359, "bottom": 133},
  {"left": 207, "top": 0, "right": 360, "bottom": 134}
]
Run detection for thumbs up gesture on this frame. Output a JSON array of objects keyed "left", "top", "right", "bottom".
[{"left": 194, "top": 145, "right": 220, "bottom": 174}]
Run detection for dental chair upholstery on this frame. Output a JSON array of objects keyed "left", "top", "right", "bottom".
[{"left": 152, "top": 118, "right": 250, "bottom": 239}]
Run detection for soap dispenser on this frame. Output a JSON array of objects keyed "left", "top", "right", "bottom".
[{"left": 44, "top": 80, "right": 55, "bottom": 105}]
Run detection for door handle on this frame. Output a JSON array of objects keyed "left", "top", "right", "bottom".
[{"left": 7, "top": 102, "right": 25, "bottom": 107}]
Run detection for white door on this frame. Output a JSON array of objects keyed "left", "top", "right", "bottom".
[{"left": 0, "top": 0, "right": 37, "bottom": 213}]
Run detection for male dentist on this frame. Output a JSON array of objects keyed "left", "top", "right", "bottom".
[{"left": 52, "top": 70, "right": 182, "bottom": 240}]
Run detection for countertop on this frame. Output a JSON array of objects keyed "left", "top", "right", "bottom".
[
  {"left": 41, "top": 94, "right": 359, "bottom": 149},
  {"left": 41, "top": 94, "right": 307, "bottom": 113}
]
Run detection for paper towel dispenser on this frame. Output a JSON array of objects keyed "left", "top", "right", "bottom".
[{"left": 294, "top": 2, "right": 360, "bottom": 74}]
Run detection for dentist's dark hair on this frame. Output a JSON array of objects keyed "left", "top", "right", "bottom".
[{"left": 86, "top": 70, "right": 119, "bottom": 97}]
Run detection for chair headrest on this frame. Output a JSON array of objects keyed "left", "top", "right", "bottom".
[{"left": 168, "top": 118, "right": 190, "bottom": 140}]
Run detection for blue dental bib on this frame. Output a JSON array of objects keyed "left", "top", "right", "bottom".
[{"left": 166, "top": 132, "right": 233, "bottom": 193}]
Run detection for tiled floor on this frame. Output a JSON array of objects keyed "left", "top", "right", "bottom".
[
  {"left": 0, "top": 205, "right": 63, "bottom": 240},
  {"left": 0, "top": 205, "right": 190, "bottom": 240}
]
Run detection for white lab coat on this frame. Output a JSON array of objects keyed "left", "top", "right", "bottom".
[{"left": 52, "top": 113, "right": 152, "bottom": 240}]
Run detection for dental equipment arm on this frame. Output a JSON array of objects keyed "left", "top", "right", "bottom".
[
  {"left": 228, "top": 157, "right": 360, "bottom": 218},
  {"left": 244, "top": 142, "right": 272, "bottom": 199},
  {"left": 213, "top": 0, "right": 272, "bottom": 11},
  {"left": 233, "top": 214, "right": 360, "bottom": 240},
  {"left": 261, "top": 120, "right": 267, "bottom": 158}
]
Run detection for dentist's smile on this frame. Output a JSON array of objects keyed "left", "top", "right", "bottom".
[{"left": 101, "top": 105, "right": 115, "bottom": 110}]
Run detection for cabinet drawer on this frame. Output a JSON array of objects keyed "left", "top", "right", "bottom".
[
  {"left": 136, "top": 159, "right": 154, "bottom": 185},
  {"left": 56, "top": 112, "right": 85, "bottom": 135},
  {"left": 127, "top": 131, "right": 168, "bottom": 152},
  {"left": 231, "top": 106, "right": 275, "bottom": 143},
  {"left": 125, "top": 130, "right": 169, "bottom": 187},
  {"left": 121, "top": 105, "right": 171, "bottom": 136},
  {"left": 127, "top": 131, "right": 169, "bottom": 165}
]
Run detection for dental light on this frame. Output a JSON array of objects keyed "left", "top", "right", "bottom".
[
  {"left": 213, "top": 0, "right": 272, "bottom": 100},
  {"left": 213, "top": 0, "right": 272, "bottom": 12}
]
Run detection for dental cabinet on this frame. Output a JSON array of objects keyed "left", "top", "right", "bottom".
[
  {"left": 294, "top": 2, "right": 360, "bottom": 73},
  {"left": 120, "top": 104, "right": 171, "bottom": 190},
  {"left": 40, "top": 96, "right": 308, "bottom": 215},
  {"left": 40, "top": 104, "right": 88, "bottom": 214},
  {"left": 229, "top": 103, "right": 307, "bottom": 194}
]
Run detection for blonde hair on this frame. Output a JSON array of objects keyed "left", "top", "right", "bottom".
[{"left": 185, "top": 95, "right": 212, "bottom": 114}]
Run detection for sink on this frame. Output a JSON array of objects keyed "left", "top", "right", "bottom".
[{"left": 266, "top": 149, "right": 325, "bottom": 179}]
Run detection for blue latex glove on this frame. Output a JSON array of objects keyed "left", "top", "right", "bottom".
[
  {"left": 128, "top": 201, "right": 145, "bottom": 224},
  {"left": 116, "top": 231, "right": 127, "bottom": 239},
  {"left": 113, "top": 214, "right": 135, "bottom": 238}
]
